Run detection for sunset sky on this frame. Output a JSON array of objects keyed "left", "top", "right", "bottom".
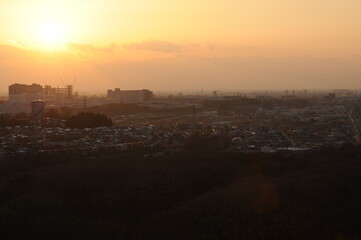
[{"left": 1, "top": 0, "right": 361, "bottom": 94}]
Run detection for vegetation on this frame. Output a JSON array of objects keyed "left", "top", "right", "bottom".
[
  {"left": 203, "top": 97, "right": 311, "bottom": 111},
  {"left": 86, "top": 103, "right": 194, "bottom": 116},
  {"left": 66, "top": 112, "right": 113, "bottom": 128},
  {"left": 45, "top": 107, "right": 74, "bottom": 120},
  {"left": 0, "top": 145, "right": 361, "bottom": 239},
  {"left": 0, "top": 113, "right": 30, "bottom": 127}
]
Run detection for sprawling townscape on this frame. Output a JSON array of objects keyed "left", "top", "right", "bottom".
[{"left": 1, "top": 83, "right": 361, "bottom": 157}]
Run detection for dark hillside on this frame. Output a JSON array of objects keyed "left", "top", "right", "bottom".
[{"left": 1, "top": 146, "right": 361, "bottom": 239}]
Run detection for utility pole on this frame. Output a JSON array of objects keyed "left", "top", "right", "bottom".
[{"left": 83, "top": 96, "right": 87, "bottom": 110}]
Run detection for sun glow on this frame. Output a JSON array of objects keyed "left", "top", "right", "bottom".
[{"left": 38, "top": 23, "right": 65, "bottom": 48}]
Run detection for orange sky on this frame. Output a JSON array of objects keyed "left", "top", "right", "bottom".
[{"left": 1, "top": 0, "right": 361, "bottom": 94}]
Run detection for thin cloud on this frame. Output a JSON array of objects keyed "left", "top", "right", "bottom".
[
  {"left": 6, "top": 40, "right": 34, "bottom": 49},
  {"left": 124, "top": 40, "right": 183, "bottom": 53},
  {"left": 68, "top": 43, "right": 117, "bottom": 53}
]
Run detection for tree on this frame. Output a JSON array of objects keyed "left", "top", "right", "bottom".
[
  {"left": 45, "top": 109, "right": 60, "bottom": 119},
  {"left": 66, "top": 112, "right": 113, "bottom": 128},
  {"left": 59, "top": 107, "right": 74, "bottom": 119}
]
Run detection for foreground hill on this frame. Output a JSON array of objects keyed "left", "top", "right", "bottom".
[{"left": 1, "top": 145, "right": 361, "bottom": 239}]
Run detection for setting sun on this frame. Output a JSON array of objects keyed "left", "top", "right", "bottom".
[
  {"left": 0, "top": 0, "right": 361, "bottom": 90},
  {"left": 38, "top": 23, "right": 64, "bottom": 47}
]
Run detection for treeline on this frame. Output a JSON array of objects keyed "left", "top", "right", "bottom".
[
  {"left": 0, "top": 110, "right": 113, "bottom": 128},
  {"left": 0, "top": 113, "right": 30, "bottom": 127},
  {"left": 45, "top": 106, "right": 74, "bottom": 120},
  {"left": 203, "top": 97, "right": 312, "bottom": 111},
  {"left": 86, "top": 103, "right": 193, "bottom": 116},
  {"left": 66, "top": 112, "right": 113, "bottom": 128},
  {"left": 1, "top": 145, "right": 361, "bottom": 239},
  {"left": 203, "top": 98, "right": 261, "bottom": 111},
  {"left": 0, "top": 107, "right": 75, "bottom": 127}
]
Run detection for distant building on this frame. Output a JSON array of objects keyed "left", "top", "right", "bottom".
[
  {"left": 9, "top": 83, "right": 44, "bottom": 104},
  {"left": 281, "top": 95, "right": 298, "bottom": 100},
  {"left": 333, "top": 89, "right": 353, "bottom": 97},
  {"left": 7, "top": 83, "right": 75, "bottom": 113},
  {"left": 44, "top": 85, "right": 73, "bottom": 99},
  {"left": 323, "top": 93, "right": 336, "bottom": 102},
  {"left": 44, "top": 85, "right": 74, "bottom": 106},
  {"left": 207, "top": 96, "right": 226, "bottom": 101},
  {"left": 107, "top": 89, "right": 153, "bottom": 103}
]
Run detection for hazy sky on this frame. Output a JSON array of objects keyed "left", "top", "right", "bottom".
[{"left": 1, "top": 0, "right": 361, "bottom": 93}]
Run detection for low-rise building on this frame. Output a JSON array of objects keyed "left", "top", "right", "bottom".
[{"left": 107, "top": 89, "right": 153, "bottom": 103}]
